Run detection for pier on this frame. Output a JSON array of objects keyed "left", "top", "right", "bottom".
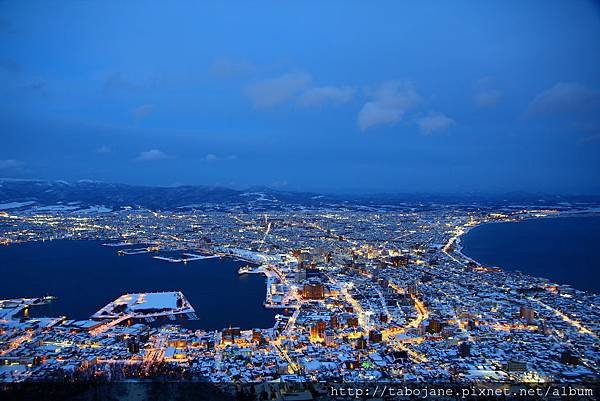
[
  {"left": 90, "top": 291, "right": 196, "bottom": 335},
  {"left": 153, "top": 253, "right": 220, "bottom": 263}
]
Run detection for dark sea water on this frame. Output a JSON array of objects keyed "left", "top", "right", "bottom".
[
  {"left": 461, "top": 216, "right": 600, "bottom": 294},
  {"left": 0, "top": 240, "right": 277, "bottom": 330}
]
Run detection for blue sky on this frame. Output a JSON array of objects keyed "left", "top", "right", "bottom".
[{"left": 1, "top": 1, "right": 600, "bottom": 194}]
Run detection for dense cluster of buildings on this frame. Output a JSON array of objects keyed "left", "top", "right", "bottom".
[{"left": 0, "top": 200, "right": 598, "bottom": 391}]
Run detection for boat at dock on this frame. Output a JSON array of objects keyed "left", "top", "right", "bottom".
[{"left": 238, "top": 265, "right": 255, "bottom": 274}]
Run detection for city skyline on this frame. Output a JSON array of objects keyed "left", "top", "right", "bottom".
[
  {"left": 1, "top": 2, "right": 600, "bottom": 398},
  {"left": 1, "top": 194, "right": 599, "bottom": 392},
  {"left": 1, "top": 1, "right": 600, "bottom": 194}
]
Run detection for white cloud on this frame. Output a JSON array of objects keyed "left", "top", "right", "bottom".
[
  {"left": 473, "top": 77, "right": 502, "bottom": 108},
  {"left": 243, "top": 72, "right": 312, "bottom": 108},
  {"left": 0, "top": 159, "right": 24, "bottom": 170},
  {"left": 527, "top": 82, "right": 600, "bottom": 116},
  {"left": 297, "top": 86, "right": 355, "bottom": 107},
  {"left": 132, "top": 104, "right": 155, "bottom": 119},
  {"left": 417, "top": 112, "right": 455, "bottom": 135},
  {"left": 135, "top": 149, "right": 168, "bottom": 161},
  {"left": 205, "top": 154, "right": 218, "bottom": 162},
  {"left": 358, "top": 81, "right": 423, "bottom": 131},
  {"left": 474, "top": 90, "right": 502, "bottom": 108}
]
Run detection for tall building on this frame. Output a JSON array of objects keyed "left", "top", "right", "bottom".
[
  {"left": 368, "top": 330, "right": 382, "bottom": 343},
  {"left": 458, "top": 342, "right": 471, "bottom": 357},
  {"left": 379, "top": 313, "right": 388, "bottom": 323},
  {"left": 390, "top": 255, "right": 409, "bottom": 267},
  {"left": 355, "top": 337, "right": 367, "bottom": 350},
  {"left": 324, "top": 330, "right": 335, "bottom": 347},
  {"left": 310, "top": 319, "right": 326, "bottom": 341},
  {"left": 222, "top": 326, "right": 241, "bottom": 344},
  {"left": 426, "top": 319, "right": 443, "bottom": 334},
  {"left": 302, "top": 283, "right": 325, "bottom": 300},
  {"left": 127, "top": 339, "right": 140, "bottom": 354},
  {"left": 316, "top": 319, "right": 326, "bottom": 333},
  {"left": 407, "top": 283, "right": 418, "bottom": 295},
  {"left": 519, "top": 306, "right": 535, "bottom": 324}
]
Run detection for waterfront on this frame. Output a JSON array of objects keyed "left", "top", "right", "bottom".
[
  {"left": 0, "top": 240, "right": 277, "bottom": 330},
  {"left": 1, "top": 205, "right": 599, "bottom": 384},
  {"left": 460, "top": 215, "right": 600, "bottom": 294}
]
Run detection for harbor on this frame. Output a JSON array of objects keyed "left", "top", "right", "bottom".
[{"left": 0, "top": 239, "right": 278, "bottom": 330}]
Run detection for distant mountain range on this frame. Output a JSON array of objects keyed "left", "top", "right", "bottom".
[{"left": 0, "top": 179, "right": 599, "bottom": 212}]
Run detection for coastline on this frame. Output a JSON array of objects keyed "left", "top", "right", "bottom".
[
  {"left": 0, "top": 239, "right": 279, "bottom": 330},
  {"left": 454, "top": 211, "right": 600, "bottom": 294}
]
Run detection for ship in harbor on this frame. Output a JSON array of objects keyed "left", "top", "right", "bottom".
[{"left": 238, "top": 264, "right": 255, "bottom": 274}]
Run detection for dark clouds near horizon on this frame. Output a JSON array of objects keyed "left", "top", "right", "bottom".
[{"left": 1, "top": 1, "right": 600, "bottom": 194}]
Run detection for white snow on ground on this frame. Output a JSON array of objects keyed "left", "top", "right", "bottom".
[
  {"left": 239, "top": 192, "right": 279, "bottom": 203},
  {"left": 34, "top": 205, "right": 80, "bottom": 212},
  {"left": 117, "top": 292, "right": 180, "bottom": 311},
  {"left": 0, "top": 201, "right": 35, "bottom": 210},
  {"left": 130, "top": 293, "right": 179, "bottom": 311},
  {"left": 177, "top": 204, "right": 205, "bottom": 209},
  {"left": 76, "top": 205, "right": 112, "bottom": 214},
  {"left": 239, "top": 192, "right": 266, "bottom": 197},
  {"left": 0, "top": 202, "right": 112, "bottom": 213}
]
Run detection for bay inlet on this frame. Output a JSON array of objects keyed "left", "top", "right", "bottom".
[
  {"left": 0, "top": 240, "right": 277, "bottom": 330},
  {"left": 460, "top": 215, "right": 600, "bottom": 294}
]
